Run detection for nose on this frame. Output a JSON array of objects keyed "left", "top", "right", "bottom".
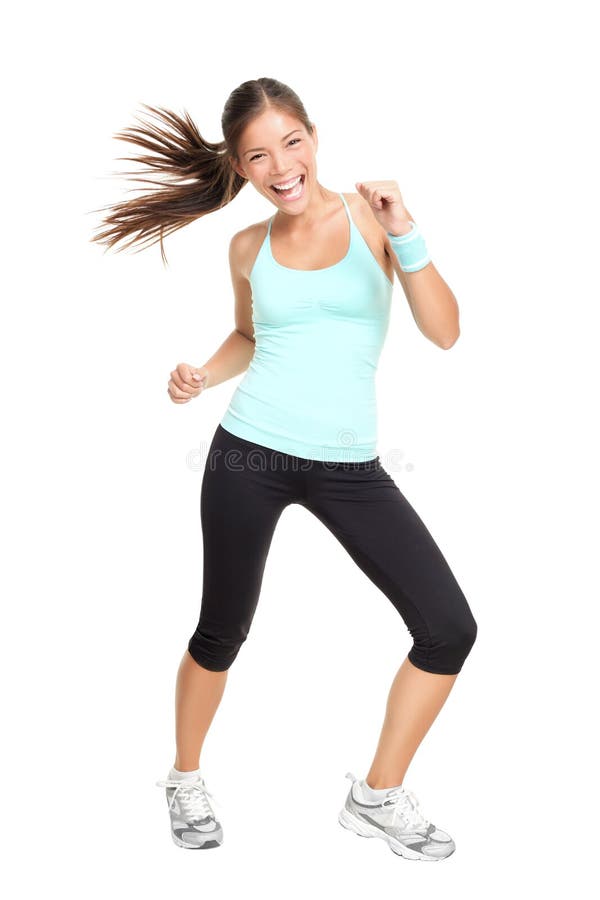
[{"left": 269, "top": 151, "right": 291, "bottom": 177}]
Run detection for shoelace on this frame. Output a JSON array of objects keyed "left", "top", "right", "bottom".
[
  {"left": 345, "top": 772, "right": 430, "bottom": 832},
  {"left": 155, "top": 776, "right": 223, "bottom": 821},
  {"left": 385, "top": 786, "right": 430, "bottom": 832}
]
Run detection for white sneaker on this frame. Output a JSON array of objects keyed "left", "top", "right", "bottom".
[
  {"left": 338, "top": 771, "right": 455, "bottom": 861},
  {"left": 156, "top": 773, "right": 224, "bottom": 849}
]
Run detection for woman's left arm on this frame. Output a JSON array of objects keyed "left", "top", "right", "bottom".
[
  {"left": 356, "top": 181, "right": 460, "bottom": 349},
  {"left": 384, "top": 209, "right": 460, "bottom": 350}
]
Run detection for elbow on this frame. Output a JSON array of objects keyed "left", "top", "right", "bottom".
[{"left": 439, "top": 328, "right": 460, "bottom": 350}]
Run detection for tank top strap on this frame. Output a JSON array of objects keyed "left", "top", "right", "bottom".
[{"left": 339, "top": 192, "right": 353, "bottom": 228}]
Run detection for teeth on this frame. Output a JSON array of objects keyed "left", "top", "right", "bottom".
[{"left": 272, "top": 175, "right": 302, "bottom": 191}]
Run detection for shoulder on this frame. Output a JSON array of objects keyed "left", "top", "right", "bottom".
[
  {"left": 345, "top": 191, "right": 383, "bottom": 230},
  {"left": 345, "top": 190, "right": 393, "bottom": 254},
  {"left": 345, "top": 189, "right": 405, "bottom": 259},
  {"left": 343, "top": 190, "right": 399, "bottom": 287},
  {"left": 229, "top": 218, "right": 270, "bottom": 280}
]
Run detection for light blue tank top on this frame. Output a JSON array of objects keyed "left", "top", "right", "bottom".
[{"left": 220, "top": 192, "right": 394, "bottom": 462}]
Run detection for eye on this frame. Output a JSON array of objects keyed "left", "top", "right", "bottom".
[{"left": 249, "top": 138, "right": 301, "bottom": 162}]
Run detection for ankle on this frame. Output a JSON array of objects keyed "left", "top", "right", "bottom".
[
  {"left": 174, "top": 761, "right": 200, "bottom": 773},
  {"left": 365, "top": 775, "right": 404, "bottom": 790}
]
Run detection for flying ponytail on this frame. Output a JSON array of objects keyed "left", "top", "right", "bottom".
[{"left": 89, "top": 78, "right": 314, "bottom": 267}]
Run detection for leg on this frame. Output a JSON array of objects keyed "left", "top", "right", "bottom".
[
  {"left": 173, "top": 650, "right": 228, "bottom": 772},
  {"left": 365, "top": 657, "right": 458, "bottom": 788},
  {"left": 303, "top": 459, "right": 477, "bottom": 787},
  {"left": 178, "top": 425, "right": 295, "bottom": 770}
]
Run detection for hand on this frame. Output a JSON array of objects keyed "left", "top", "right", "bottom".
[
  {"left": 167, "top": 363, "right": 209, "bottom": 404},
  {"left": 355, "top": 180, "right": 412, "bottom": 236}
]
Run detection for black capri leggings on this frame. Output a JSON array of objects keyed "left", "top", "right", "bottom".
[{"left": 188, "top": 424, "right": 477, "bottom": 675}]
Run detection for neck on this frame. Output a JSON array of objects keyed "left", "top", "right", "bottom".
[{"left": 273, "top": 184, "right": 340, "bottom": 233}]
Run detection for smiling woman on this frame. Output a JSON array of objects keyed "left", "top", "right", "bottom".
[
  {"left": 91, "top": 76, "right": 477, "bottom": 859},
  {"left": 88, "top": 79, "right": 318, "bottom": 265}
]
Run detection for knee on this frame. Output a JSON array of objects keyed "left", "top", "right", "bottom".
[
  {"left": 446, "top": 613, "right": 477, "bottom": 669},
  {"left": 409, "top": 610, "right": 478, "bottom": 676},
  {"left": 187, "top": 626, "right": 245, "bottom": 672}
]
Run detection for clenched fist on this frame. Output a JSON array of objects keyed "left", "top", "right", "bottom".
[{"left": 167, "top": 363, "right": 210, "bottom": 404}]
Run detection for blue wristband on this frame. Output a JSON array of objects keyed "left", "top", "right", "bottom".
[{"left": 387, "top": 221, "right": 431, "bottom": 272}]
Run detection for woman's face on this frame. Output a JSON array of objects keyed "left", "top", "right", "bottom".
[{"left": 232, "top": 108, "right": 318, "bottom": 212}]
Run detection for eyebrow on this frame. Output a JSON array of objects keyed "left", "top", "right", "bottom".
[{"left": 243, "top": 129, "right": 302, "bottom": 157}]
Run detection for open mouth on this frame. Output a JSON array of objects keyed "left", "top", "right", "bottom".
[{"left": 270, "top": 174, "right": 305, "bottom": 201}]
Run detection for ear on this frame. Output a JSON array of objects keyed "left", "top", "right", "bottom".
[
  {"left": 310, "top": 122, "right": 318, "bottom": 154},
  {"left": 230, "top": 156, "right": 246, "bottom": 180}
]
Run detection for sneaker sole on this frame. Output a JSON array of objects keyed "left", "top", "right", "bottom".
[
  {"left": 171, "top": 827, "right": 224, "bottom": 849},
  {"left": 338, "top": 807, "right": 454, "bottom": 861}
]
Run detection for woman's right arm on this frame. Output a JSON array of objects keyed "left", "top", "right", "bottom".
[
  {"left": 167, "top": 231, "right": 256, "bottom": 403},
  {"left": 200, "top": 230, "right": 256, "bottom": 389}
]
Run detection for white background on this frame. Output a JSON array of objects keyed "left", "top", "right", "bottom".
[{"left": 2, "top": 0, "right": 598, "bottom": 894}]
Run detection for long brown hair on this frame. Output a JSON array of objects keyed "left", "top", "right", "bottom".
[{"left": 89, "top": 77, "right": 314, "bottom": 266}]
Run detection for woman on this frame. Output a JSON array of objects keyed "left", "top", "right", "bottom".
[{"left": 91, "top": 77, "right": 477, "bottom": 860}]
